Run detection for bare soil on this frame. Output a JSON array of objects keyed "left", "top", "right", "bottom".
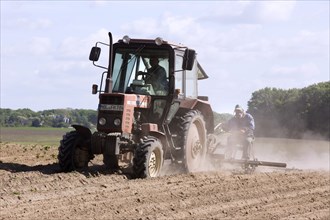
[{"left": 0, "top": 142, "right": 329, "bottom": 220}]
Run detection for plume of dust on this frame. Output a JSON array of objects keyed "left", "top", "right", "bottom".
[
  {"left": 160, "top": 130, "right": 329, "bottom": 176},
  {"left": 253, "top": 137, "right": 329, "bottom": 171}
]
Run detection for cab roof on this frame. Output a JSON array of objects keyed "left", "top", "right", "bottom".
[{"left": 118, "top": 36, "right": 208, "bottom": 80}]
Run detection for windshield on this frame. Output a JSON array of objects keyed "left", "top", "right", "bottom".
[{"left": 112, "top": 48, "right": 169, "bottom": 96}]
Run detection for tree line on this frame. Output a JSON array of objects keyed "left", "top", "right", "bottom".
[
  {"left": 0, "top": 108, "right": 97, "bottom": 129},
  {"left": 1, "top": 81, "right": 328, "bottom": 139},
  {"left": 247, "top": 81, "right": 329, "bottom": 139},
  {"left": 0, "top": 107, "right": 229, "bottom": 130}
]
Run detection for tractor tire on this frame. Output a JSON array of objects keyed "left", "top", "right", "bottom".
[
  {"left": 133, "top": 136, "right": 164, "bottom": 178},
  {"left": 103, "top": 154, "right": 120, "bottom": 170},
  {"left": 174, "top": 110, "right": 207, "bottom": 173},
  {"left": 58, "top": 131, "right": 91, "bottom": 172},
  {"left": 103, "top": 136, "right": 120, "bottom": 170}
]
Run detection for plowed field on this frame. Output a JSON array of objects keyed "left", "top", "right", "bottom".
[{"left": 0, "top": 140, "right": 329, "bottom": 220}]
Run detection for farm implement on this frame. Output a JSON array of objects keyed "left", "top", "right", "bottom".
[{"left": 207, "top": 124, "right": 287, "bottom": 174}]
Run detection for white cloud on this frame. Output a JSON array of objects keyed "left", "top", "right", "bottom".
[
  {"left": 197, "top": 1, "right": 296, "bottom": 25},
  {"left": 208, "top": 1, "right": 252, "bottom": 17},
  {"left": 23, "top": 18, "right": 51, "bottom": 29},
  {"left": 272, "top": 29, "right": 329, "bottom": 59},
  {"left": 90, "top": 28, "right": 110, "bottom": 42},
  {"left": 28, "top": 37, "right": 52, "bottom": 56},
  {"left": 258, "top": 1, "right": 296, "bottom": 22},
  {"left": 56, "top": 28, "right": 109, "bottom": 60},
  {"left": 162, "top": 14, "right": 198, "bottom": 36},
  {"left": 91, "top": 0, "right": 108, "bottom": 7},
  {"left": 58, "top": 37, "right": 88, "bottom": 59},
  {"left": 258, "top": 62, "right": 324, "bottom": 90},
  {"left": 2, "top": 36, "right": 52, "bottom": 57},
  {"left": 121, "top": 18, "right": 159, "bottom": 36},
  {"left": 6, "top": 17, "right": 52, "bottom": 30},
  {"left": 269, "top": 63, "right": 320, "bottom": 77}
]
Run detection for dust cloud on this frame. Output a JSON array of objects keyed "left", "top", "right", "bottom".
[
  {"left": 161, "top": 136, "right": 329, "bottom": 176},
  {"left": 254, "top": 137, "right": 329, "bottom": 171}
]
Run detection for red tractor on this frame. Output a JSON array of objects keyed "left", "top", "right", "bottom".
[
  {"left": 58, "top": 32, "right": 214, "bottom": 178},
  {"left": 57, "top": 32, "right": 287, "bottom": 177}
]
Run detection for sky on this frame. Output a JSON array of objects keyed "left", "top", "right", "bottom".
[{"left": 1, "top": 1, "right": 329, "bottom": 114}]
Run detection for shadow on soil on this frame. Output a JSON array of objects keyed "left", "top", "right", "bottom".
[
  {"left": 0, "top": 162, "right": 133, "bottom": 178},
  {"left": 0, "top": 162, "right": 60, "bottom": 174}
]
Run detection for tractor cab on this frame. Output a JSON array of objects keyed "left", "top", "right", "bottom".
[{"left": 89, "top": 34, "right": 209, "bottom": 128}]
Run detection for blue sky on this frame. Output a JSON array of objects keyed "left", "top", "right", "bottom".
[{"left": 1, "top": 1, "right": 329, "bottom": 113}]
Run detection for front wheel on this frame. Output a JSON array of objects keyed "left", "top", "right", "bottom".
[
  {"left": 133, "top": 136, "right": 164, "bottom": 178},
  {"left": 58, "top": 131, "right": 91, "bottom": 172}
]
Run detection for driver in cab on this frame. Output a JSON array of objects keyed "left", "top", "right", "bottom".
[{"left": 145, "top": 56, "right": 168, "bottom": 95}]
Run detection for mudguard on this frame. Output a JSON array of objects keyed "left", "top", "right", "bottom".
[{"left": 72, "top": 124, "right": 92, "bottom": 139}]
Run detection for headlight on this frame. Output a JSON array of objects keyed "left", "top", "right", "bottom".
[
  {"left": 155, "top": 37, "right": 163, "bottom": 45},
  {"left": 99, "top": 117, "right": 106, "bottom": 125},
  {"left": 122, "top": 35, "right": 130, "bottom": 44},
  {"left": 114, "top": 118, "right": 121, "bottom": 126}
]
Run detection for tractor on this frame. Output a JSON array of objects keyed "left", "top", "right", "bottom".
[
  {"left": 58, "top": 32, "right": 215, "bottom": 178},
  {"left": 57, "top": 32, "right": 287, "bottom": 178}
]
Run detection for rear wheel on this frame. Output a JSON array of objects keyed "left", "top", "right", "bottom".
[
  {"left": 174, "top": 110, "right": 207, "bottom": 172},
  {"left": 133, "top": 136, "right": 164, "bottom": 178},
  {"left": 58, "top": 131, "right": 91, "bottom": 172}
]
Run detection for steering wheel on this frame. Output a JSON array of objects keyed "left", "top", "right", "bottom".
[{"left": 137, "top": 71, "right": 150, "bottom": 80}]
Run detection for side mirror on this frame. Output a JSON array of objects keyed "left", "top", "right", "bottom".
[
  {"left": 89, "top": 47, "right": 101, "bottom": 61},
  {"left": 182, "top": 48, "right": 196, "bottom": 71},
  {"left": 92, "top": 84, "right": 98, "bottom": 94}
]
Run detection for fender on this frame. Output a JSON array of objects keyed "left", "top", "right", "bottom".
[
  {"left": 72, "top": 124, "right": 92, "bottom": 139},
  {"left": 177, "top": 98, "right": 214, "bottom": 133}
]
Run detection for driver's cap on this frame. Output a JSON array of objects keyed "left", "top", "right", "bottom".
[{"left": 234, "top": 104, "right": 244, "bottom": 112}]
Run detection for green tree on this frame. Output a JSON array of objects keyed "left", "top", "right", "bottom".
[{"left": 248, "top": 82, "right": 329, "bottom": 139}]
